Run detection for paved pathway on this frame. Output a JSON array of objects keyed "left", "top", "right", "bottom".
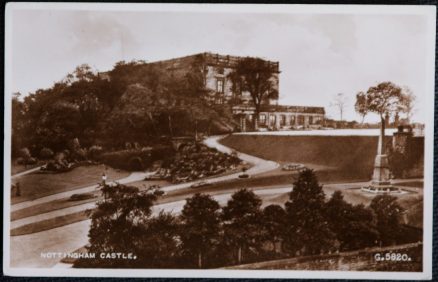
[
  {"left": 11, "top": 135, "right": 278, "bottom": 213},
  {"left": 10, "top": 187, "right": 292, "bottom": 268},
  {"left": 11, "top": 166, "right": 42, "bottom": 179},
  {"left": 160, "top": 135, "right": 279, "bottom": 192},
  {"left": 8, "top": 135, "right": 280, "bottom": 268},
  {"left": 11, "top": 172, "right": 152, "bottom": 212},
  {"left": 8, "top": 134, "right": 422, "bottom": 269},
  {"left": 9, "top": 178, "right": 422, "bottom": 268}
]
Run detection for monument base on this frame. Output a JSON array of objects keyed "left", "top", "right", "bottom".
[
  {"left": 361, "top": 154, "right": 401, "bottom": 194},
  {"left": 361, "top": 185, "right": 401, "bottom": 194}
]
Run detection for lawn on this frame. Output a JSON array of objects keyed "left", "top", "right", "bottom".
[
  {"left": 11, "top": 161, "right": 43, "bottom": 175},
  {"left": 396, "top": 181, "right": 424, "bottom": 188},
  {"left": 11, "top": 164, "right": 129, "bottom": 204},
  {"left": 10, "top": 179, "right": 423, "bottom": 236},
  {"left": 220, "top": 134, "right": 385, "bottom": 181},
  {"left": 11, "top": 194, "right": 100, "bottom": 221},
  {"left": 10, "top": 211, "right": 88, "bottom": 236}
]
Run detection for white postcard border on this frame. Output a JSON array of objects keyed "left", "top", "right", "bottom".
[{"left": 3, "top": 3, "right": 435, "bottom": 280}]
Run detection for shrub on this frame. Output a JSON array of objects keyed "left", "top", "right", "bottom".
[
  {"left": 125, "top": 142, "right": 133, "bottom": 150},
  {"left": 88, "top": 145, "right": 103, "bottom": 160},
  {"left": 99, "top": 149, "right": 152, "bottom": 171},
  {"left": 54, "top": 152, "right": 68, "bottom": 163},
  {"left": 129, "top": 157, "right": 144, "bottom": 171},
  {"left": 73, "top": 148, "right": 87, "bottom": 161},
  {"left": 27, "top": 157, "right": 37, "bottom": 165},
  {"left": 19, "top": 148, "right": 31, "bottom": 160},
  {"left": 39, "top": 148, "right": 54, "bottom": 159},
  {"left": 16, "top": 157, "right": 24, "bottom": 165},
  {"left": 150, "top": 145, "right": 175, "bottom": 162},
  {"left": 46, "top": 160, "right": 60, "bottom": 171},
  {"left": 68, "top": 138, "right": 81, "bottom": 151},
  {"left": 62, "top": 149, "right": 71, "bottom": 159},
  {"left": 18, "top": 148, "right": 38, "bottom": 165}
]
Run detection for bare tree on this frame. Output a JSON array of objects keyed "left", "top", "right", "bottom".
[{"left": 331, "top": 93, "right": 348, "bottom": 121}]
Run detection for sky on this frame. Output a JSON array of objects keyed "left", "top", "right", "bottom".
[{"left": 9, "top": 7, "right": 433, "bottom": 122}]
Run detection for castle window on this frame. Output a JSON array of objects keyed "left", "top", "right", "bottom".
[
  {"left": 269, "top": 114, "right": 276, "bottom": 126},
  {"left": 280, "top": 115, "right": 286, "bottom": 126},
  {"left": 216, "top": 79, "right": 224, "bottom": 93},
  {"left": 259, "top": 114, "right": 266, "bottom": 125}
]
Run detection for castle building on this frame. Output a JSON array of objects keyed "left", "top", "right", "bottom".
[{"left": 102, "top": 52, "right": 325, "bottom": 132}]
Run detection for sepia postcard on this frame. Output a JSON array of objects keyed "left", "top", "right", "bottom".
[{"left": 3, "top": 2, "right": 436, "bottom": 279}]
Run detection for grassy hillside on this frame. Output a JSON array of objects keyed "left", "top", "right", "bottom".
[{"left": 221, "top": 134, "right": 392, "bottom": 180}]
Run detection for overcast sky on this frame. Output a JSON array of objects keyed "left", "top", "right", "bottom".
[{"left": 9, "top": 8, "right": 432, "bottom": 122}]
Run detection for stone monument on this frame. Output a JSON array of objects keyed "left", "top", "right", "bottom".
[{"left": 362, "top": 128, "right": 399, "bottom": 193}]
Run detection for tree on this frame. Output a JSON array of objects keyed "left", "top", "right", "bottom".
[
  {"left": 399, "top": 87, "right": 415, "bottom": 123},
  {"left": 35, "top": 101, "right": 82, "bottom": 151},
  {"left": 134, "top": 211, "right": 181, "bottom": 268},
  {"left": 369, "top": 194, "right": 404, "bottom": 246},
  {"left": 331, "top": 93, "right": 348, "bottom": 121},
  {"left": 354, "top": 91, "right": 367, "bottom": 124},
  {"left": 222, "top": 189, "right": 263, "bottom": 264},
  {"left": 12, "top": 92, "right": 26, "bottom": 157},
  {"left": 261, "top": 204, "right": 286, "bottom": 253},
  {"left": 78, "top": 184, "right": 161, "bottom": 268},
  {"left": 355, "top": 82, "right": 410, "bottom": 155},
  {"left": 180, "top": 193, "right": 221, "bottom": 268},
  {"left": 228, "top": 57, "right": 278, "bottom": 129},
  {"left": 284, "top": 169, "right": 336, "bottom": 256},
  {"left": 325, "top": 191, "right": 378, "bottom": 251},
  {"left": 19, "top": 147, "right": 32, "bottom": 165}
]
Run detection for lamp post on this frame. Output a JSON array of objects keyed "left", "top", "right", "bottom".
[
  {"left": 102, "top": 172, "right": 107, "bottom": 186},
  {"left": 101, "top": 172, "right": 108, "bottom": 201}
]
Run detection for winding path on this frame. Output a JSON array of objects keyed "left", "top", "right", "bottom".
[
  {"left": 9, "top": 135, "right": 280, "bottom": 268},
  {"left": 11, "top": 135, "right": 278, "bottom": 212},
  {"left": 11, "top": 186, "right": 292, "bottom": 268},
  {"left": 10, "top": 134, "right": 421, "bottom": 269},
  {"left": 11, "top": 172, "right": 153, "bottom": 212},
  {"left": 11, "top": 166, "right": 42, "bottom": 179}
]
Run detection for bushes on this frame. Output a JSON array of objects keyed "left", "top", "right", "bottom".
[
  {"left": 129, "top": 157, "right": 144, "bottom": 171},
  {"left": 99, "top": 149, "right": 150, "bottom": 171},
  {"left": 39, "top": 148, "right": 54, "bottom": 159},
  {"left": 18, "top": 147, "right": 37, "bottom": 165},
  {"left": 88, "top": 145, "right": 103, "bottom": 160},
  {"left": 77, "top": 170, "right": 416, "bottom": 270},
  {"left": 99, "top": 146, "right": 175, "bottom": 171},
  {"left": 19, "top": 148, "right": 31, "bottom": 160},
  {"left": 150, "top": 145, "right": 175, "bottom": 162},
  {"left": 166, "top": 142, "right": 241, "bottom": 183}
]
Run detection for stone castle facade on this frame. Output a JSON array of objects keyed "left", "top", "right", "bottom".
[{"left": 104, "top": 52, "right": 325, "bottom": 132}]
